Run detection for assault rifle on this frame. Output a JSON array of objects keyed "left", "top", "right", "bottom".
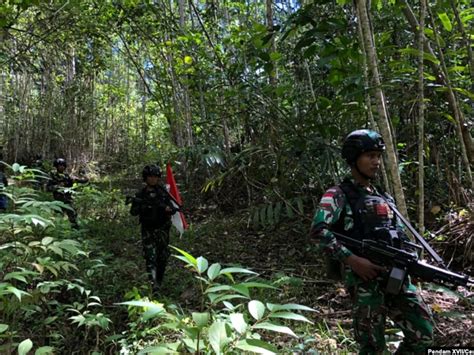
[
  {"left": 125, "top": 185, "right": 182, "bottom": 213},
  {"left": 333, "top": 231, "right": 474, "bottom": 294},
  {"left": 333, "top": 194, "right": 473, "bottom": 294}
]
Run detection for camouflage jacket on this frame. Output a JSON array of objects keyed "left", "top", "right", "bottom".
[
  {"left": 310, "top": 177, "right": 406, "bottom": 262},
  {"left": 47, "top": 171, "right": 74, "bottom": 202},
  {"left": 130, "top": 185, "right": 176, "bottom": 228}
]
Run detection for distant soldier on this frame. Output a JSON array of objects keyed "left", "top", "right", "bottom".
[
  {"left": 47, "top": 158, "right": 88, "bottom": 228},
  {"left": 130, "top": 164, "right": 178, "bottom": 293},
  {"left": 32, "top": 154, "right": 46, "bottom": 190},
  {"left": 0, "top": 164, "right": 8, "bottom": 212}
]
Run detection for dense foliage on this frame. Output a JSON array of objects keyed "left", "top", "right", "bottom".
[
  {"left": 0, "top": 0, "right": 473, "bottom": 353},
  {"left": 1, "top": 0, "right": 472, "bottom": 214}
]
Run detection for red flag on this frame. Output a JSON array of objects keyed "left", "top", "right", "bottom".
[{"left": 166, "top": 163, "right": 188, "bottom": 234}]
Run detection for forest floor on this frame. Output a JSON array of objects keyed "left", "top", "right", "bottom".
[{"left": 83, "top": 194, "right": 474, "bottom": 353}]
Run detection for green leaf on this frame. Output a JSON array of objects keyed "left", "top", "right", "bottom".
[
  {"left": 7, "top": 286, "right": 30, "bottom": 301},
  {"left": 231, "top": 284, "right": 250, "bottom": 297},
  {"left": 18, "top": 339, "right": 33, "bottom": 355},
  {"left": 208, "top": 321, "right": 230, "bottom": 354},
  {"left": 12, "top": 163, "right": 21, "bottom": 173},
  {"left": 118, "top": 300, "right": 165, "bottom": 314},
  {"left": 41, "top": 237, "right": 54, "bottom": 246},
  {"left": 399, "top": 48, "right": 440, "bottom": 65},
  {"left": 184, "top": 55, "right": 193, "bottom": 65},
  {"left": 48, "top": 245, "right": 63, "bottom": 257},
  {"left": 207, "top": 263, "right": 221, "bottom": 280},
  {"left": 248, "top": 300, "right": 265, "bottom": 320},
  {"left": 192, "top": 312, "right": 210, "bottom": 328},
  {"left": 235, "top": 339, "right": 277, "bottom": 354},
  {"left": 138, "top": 344, "right": 179, "bottom": 354},
  {"left": 240, "top": 282, "right": 277, "bottom": 290},
  {"left": 196, "top": 256, "right": 209, "bottom": 274},
  {"left": 219, "top": 267, "right": 257, "bottom": 275},
  {"left": 268, "top": 311, "right": 313, "bottom": 323},
  {"left": 229, "top": 313, "right": 247, "bottom": 334},
  {"left": 4, "top": 272, "right": 28, "bottom": 283},
  {"left": 438, "top": 12, "right": 452, "bottom": 32},
  {"left": 210, "top": 294, "right": 248, "bottom": 304},
  {"left": 443, "top": 113, "right": 456, "bottom": 124},
  {"left": 266, "top": 303, "right": 316, "bottom": 312},
  {"left": 253, "top": 322, "right": 298, "bottom": 337},
  {"left": 453, "top": 87, "right": 474, "bottom": 101},
  {"left": 269, "top": 52, "right": 282, "bottom": 61},
  {"left": 223, "top": 301, "right": 235, "bottom": 310},
  {"left": 206, "top": 285, "right": 232, "bottom": 293},
  {"left": 35, "top": 347, "right": 55, "bottom": 355},
  {"left": 296, "top": 197, "right": 304, "bottom": 214},
  {"left": 303, "top": 45, "right": 319, "bottom": 59},
  {"left": 171, "top": 246, "right": 197, "bottom": 267},
  {"left": 0, "top": 324, "right": 8, "bottom": 333}
]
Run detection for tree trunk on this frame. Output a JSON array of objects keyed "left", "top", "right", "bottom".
[
  {"left": 450, "top": 0, "right": 474, "bottom": 82},
  {"left": 397, "top": 0, "right": 474, "bottom": 164},
  {"left": 355, "top": 0, "right": 409, "bottom": 217},
  {"left": 427, "top": 5, "right": 473, "bottom": 188},
  {"left": 266, "top": 0, "right": 277, "bottom": 85},
  {"left": 354, "top": 4, "right": 391, "bottom": 194},
  {"left": 417, "top": 0, "right": 426, "bottom": 235}
]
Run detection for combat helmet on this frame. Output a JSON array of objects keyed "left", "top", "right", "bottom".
[
  {"left": 53, "top": 158, "right": 67, "bottom": 168},
  {"left": 341, "top": 129, "right": 385, "bottom": 165},
  {"left": 142, "top": 164, "right": 162, "bottom": 181}
]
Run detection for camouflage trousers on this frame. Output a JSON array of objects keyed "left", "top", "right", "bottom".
[
  {"left": 54, "top": 194, "right": 78, "bottom": 228},
  {"left": 141, "top": 226, "right": 171, "bottom": 286},
  {"left": 347, "top": 273, "right": 434, "bottom": 354}
]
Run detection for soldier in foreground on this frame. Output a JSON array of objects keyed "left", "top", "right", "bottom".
[
  {"left": 309, "top": 130, "right": 434, "bottom": 354},
  {"left": 130, "top": 164, "right": 177, "bottom": 293}
]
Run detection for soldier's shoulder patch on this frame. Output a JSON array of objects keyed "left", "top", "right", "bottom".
[{"left": 320, "top": 186, "right": 345, "bottom": 210}]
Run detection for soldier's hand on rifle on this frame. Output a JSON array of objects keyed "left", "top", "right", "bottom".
[{"left": 345, "top": 255, "right": 385, "bottom": 282}]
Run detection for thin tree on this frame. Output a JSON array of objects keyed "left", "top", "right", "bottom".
[
  {"left": 354, "top": 0, "right": 409, "bottom": 216},
  {"left": 418, "top": 0, "right": 426, "bottom": 235},
  {"left": 426, "top": 5, "right": 473, "bottom": 188},
  {"left": 397, "top": 0, "right": 474, "bottom": 164}
]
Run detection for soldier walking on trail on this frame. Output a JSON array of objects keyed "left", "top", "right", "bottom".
[
  {"left": 47, "top": 158, "right": 88, "bottom": 228},
  {"left": 130, "top": 164, "right": 178, "bottom": 293},
  {"left": 309, "top": 129, "right": 434, "bottom": 354}
]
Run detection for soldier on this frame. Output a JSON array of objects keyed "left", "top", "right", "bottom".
[
  {"left": 0, "top": 164, "right": 8, "bottom": 212},
  {"left": 130, "top": 164, "right": 178, "bottom": 293},
  {"left": 47, "top": 158, "right": 87, "bottom": 228},
  {"left": 309, "top": 129, "right": 434, "bottom": 354}
]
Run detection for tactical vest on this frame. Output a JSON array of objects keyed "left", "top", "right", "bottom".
[
  {"left": 137, "top": 186, "right": 172, "bottom": 228},
  {"left": 326, "top": 179, "right": 399, "bottom": 280},
  {"left": 333, "top": 179, "right": 398, "bottom": 242}
]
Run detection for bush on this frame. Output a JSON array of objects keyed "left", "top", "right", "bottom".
[{"left": 117, "top": 247, "right": 316, "bottom": 354}]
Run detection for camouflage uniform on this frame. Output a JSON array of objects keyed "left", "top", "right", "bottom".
[
  {"left": 47, "top": 171, "right": 78, "bottom": 227},
  {"left": 310, "top": 178, "right": 434, "bottom": 354},
  {"left": 130, "top": 185, "right": 175, "bottom": 287}
]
